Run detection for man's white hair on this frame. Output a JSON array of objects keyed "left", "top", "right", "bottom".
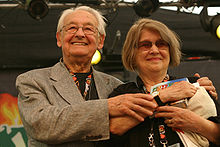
[{"left": 57, "top": 6, "right": 106, "bottom": 36}]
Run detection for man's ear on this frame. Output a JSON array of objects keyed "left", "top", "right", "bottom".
[
  {"left": 97, "top": 34, "right": 105, "bottom": 50},
  {"left": 56, "top": 32, "right": 62, "bottom": 47}
]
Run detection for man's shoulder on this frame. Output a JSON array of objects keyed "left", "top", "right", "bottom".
[
  {"left": 93, "top": 69, "right": 123, "bottom": 82},
  {"left": 18, "top": 66, "right": 51, "bottom": 78},
  {"left": 16, "top": 62, "right": 61, "bottom": 81}
]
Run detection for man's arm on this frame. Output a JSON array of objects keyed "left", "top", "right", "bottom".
[
  {"left": 108, "top": 93, "right": 157, "bottom": 135},
  {"left": 16, "top": 73, "right": 110, "bottom": 144},
  {"left": 194, "top": 73, "right": 218, "bottom": 100},
  {"left": 108, "top": 93, "right": 157, "bottom": 121}
]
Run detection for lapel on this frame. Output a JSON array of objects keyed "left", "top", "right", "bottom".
[
  {"left": 50, "top": 61, "right": 84, "bottom": 104},
  {"left": 93, "top": 69, "right": 111, "bottom": 99}
]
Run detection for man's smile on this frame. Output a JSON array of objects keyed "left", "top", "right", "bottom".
[{"left": 71, "top": 42, "right": 88, "bottom": 45}]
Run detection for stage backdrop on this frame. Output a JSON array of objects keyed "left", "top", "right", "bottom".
[
  {"left": 1, "top": 5, "right": 220, "bottom": 147},
  {"left": 0, "top": 69, "right": 29, "bottom": 147}
]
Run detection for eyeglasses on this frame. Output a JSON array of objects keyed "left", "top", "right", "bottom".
[
  {"left": 61, "top": 24, "right": 98, "bottom": 35},
  {"left": 138, "top": 40, "right": 169, "bottom": 50}
]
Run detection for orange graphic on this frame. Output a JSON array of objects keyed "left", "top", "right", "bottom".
[{"left": 0, "top": 93, "right": 22, "bottom": 126}]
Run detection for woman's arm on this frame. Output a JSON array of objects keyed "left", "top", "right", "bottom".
[
  {"left": 155, "top": 106, "right": 220, "bottom": 144},
  {"left": 158, "top": 81, "right": 197, "bottom": 103},
  {"left": 109, "top": 80, "right": 198, "bottom": 135}
]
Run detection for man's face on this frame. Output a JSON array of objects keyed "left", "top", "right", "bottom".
[{"left": 56, "top": 10, "right": 104, "bottom": 63}]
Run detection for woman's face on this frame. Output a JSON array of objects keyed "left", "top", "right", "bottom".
[{"left": 135, "top": 28, "right": 170, "bottom": 74}]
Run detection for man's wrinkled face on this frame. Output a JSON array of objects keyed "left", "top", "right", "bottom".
[{"left": 56, "top": 10, "right": 104, "bottom": 63}]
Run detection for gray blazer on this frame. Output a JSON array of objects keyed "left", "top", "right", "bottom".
[{"left": 16, "top": 61, "right": 123, "bottom": 147}]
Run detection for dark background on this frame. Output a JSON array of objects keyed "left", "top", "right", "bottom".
[{"left": 0, "top": 5, "right": 219, "bottom": 100}]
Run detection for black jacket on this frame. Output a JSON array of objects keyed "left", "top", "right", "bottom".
[{"left": 97, "top": 76, "right": 220, "bottom": 147}]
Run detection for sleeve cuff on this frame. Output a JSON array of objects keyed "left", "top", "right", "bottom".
[{"left": 154, "top": 95, "right": 166, "bottom": 106}]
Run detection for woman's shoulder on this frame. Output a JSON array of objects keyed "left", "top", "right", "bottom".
[
  {"left": 187, "top": 76, "right": 199, "bottom": 83},
  {"left": 117, "top": 82, "right": 139, "bottom": 91},
  {"left": 170, "top": 76, "right": 199, "bottom": 83},
  {"left": 108, "top": 82, "right": 142, "bottom": 97}
]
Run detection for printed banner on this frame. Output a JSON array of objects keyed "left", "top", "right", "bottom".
[{"left": 0, "top": 93, "right": 28, "bottom": 147}]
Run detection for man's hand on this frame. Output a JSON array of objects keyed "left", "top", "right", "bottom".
[
  {"left": 108, "top": 93, "right": 158, "bottom": 135},
  {"left": 108, "top": 93, "right": 157, "bottom": 121},
  {"left": 110, "top": 116, "right": 140, "bottom": 135},
  {"left": 194, "top": 73, "right": 218, "bottom": 100}
]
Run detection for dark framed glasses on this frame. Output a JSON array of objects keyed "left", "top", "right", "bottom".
[
  {"left": 138, "top": 40, "right": 169, "bottom": 50},
  {"left": 61, "top": 23, "right": 98, "bottom": 35}
]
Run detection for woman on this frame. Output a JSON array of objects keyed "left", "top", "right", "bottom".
[{"left": 101, "top": 18, "right": 220, "bottom": 147}]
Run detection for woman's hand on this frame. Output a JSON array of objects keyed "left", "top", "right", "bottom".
[
  {"left": 158, "top": 81, "right": 197, "bottom": 103},
  {"left": 155, "top": 106, "right": 200, "bottom": 132},
  {"left": 155, "top": 106, "right": 220, "bottom": 144}
]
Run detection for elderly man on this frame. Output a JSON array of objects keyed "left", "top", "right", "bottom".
[{"left": 16, "top": 6, "right": 218, "bottom": 147}]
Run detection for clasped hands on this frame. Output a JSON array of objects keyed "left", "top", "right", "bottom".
[{"left": 108, "top": 77, "right": 217, "bottom": 136}]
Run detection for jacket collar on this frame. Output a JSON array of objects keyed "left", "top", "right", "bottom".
[
  {"left": 50, "top": 60, "right": 111, "bottom": 104},
  {"left": 50, "top": 61, "right": 84, "bottom": 104}
]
